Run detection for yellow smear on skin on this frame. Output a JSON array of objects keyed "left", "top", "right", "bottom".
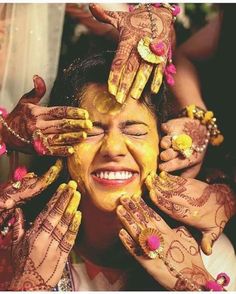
[{"left": 93, "top": 89, "right": 123, "bottom": 115}]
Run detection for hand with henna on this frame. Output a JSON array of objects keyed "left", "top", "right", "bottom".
[
  {"left": 0, "top": 159, "right": 62, "bottom": 215},
  {"left": 89, "top": 4, "right": 174, "bottom": 103},
  {"left": 145, "top": 171, "right": 236, "bottom": 255},
  {"left": 159, "top": 117, "right": 208, "bottom": 178},
  {"left": 1, "top": 75, "right": 92, "bottom": 156},
  {"left": 117, "top": 195, "right": 213, "bottom": 291},
  {"left": 9, "top": 180, "right": 82, "bottom": 291}
]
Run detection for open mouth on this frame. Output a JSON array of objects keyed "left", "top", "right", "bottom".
[{"left": 91, "top": 168, "right": 139, "bottom": 187}]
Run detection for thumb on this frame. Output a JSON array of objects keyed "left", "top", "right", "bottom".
[
  {"left": 89, "top": 4, "right": 119, "bottom": 28},
  {"left": 20, "top": 75, "right": 46, "bottom": 104},
  {"left": 201, "top": 231, "right": 217, "bottom": 255},
  {"left": 12, "top": 208, "right": 25, "bottom": 244}
]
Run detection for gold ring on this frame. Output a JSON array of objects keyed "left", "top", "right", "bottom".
[
  {"left": 172, "top": 134, "right": 193, "bottom": 158},
  {"left": 138, "top": 228, "right": 164, "bottom": 259}
]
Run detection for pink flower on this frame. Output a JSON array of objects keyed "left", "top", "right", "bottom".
[
  {"left": 166, "top": 64, "right": 176, "bottom": 74},
  {"left": 165, "top": 72, "right": 175, "bottom": 86},
  {"left": 172, "top": 5, "right": 181, "bottom": 16},
  {"left": 150, "top": 41, "right": 165, "bottom": 56},
  {"left": 0, "top": 142, "right": 6, "bottom": 156},
  {"left": 13, "top": 166, "right": 28, "bottom": 181},
  {"left": 33, "top": 139, "right": 47, "bottom": 155},
  {"left": 0, "top": 107, "right": 8, "bottom": 119}
]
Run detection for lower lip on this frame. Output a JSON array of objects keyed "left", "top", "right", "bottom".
[{"left": 91, "top": 174, "right": 138, "bottom": 187}]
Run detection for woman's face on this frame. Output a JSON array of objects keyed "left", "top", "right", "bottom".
[{"left": 67, "top": 83, "right": 159, "bottom": 212}]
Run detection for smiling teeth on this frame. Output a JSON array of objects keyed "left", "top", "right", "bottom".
[{"left": 95, "top": 171, "right": 133, "bottom": 180}]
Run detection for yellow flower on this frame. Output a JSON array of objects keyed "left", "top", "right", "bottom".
[
  {"left": 186, "top": 104, "right": 196, "bottom": 119},
  {"left": 172, "top": 134, "right": 193, "bottom": 151},
  {"left": 210, "top": 134, "right": 224, "bottom": 146},
  {"left": 202, "top": 111, "right": 214, "bottom": 124}
]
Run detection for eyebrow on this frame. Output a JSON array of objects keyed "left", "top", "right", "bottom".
[{"left": 92, "top": 120, "right": 149, "bottom": 129}]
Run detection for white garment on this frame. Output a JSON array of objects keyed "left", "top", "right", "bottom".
[
  {"left": 0, "top": 3, "right": 65, "bottom": 111},
  {"left": 202, "top": 233, "right": 236, "bottom": 291}
]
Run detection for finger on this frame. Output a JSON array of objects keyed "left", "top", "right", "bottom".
[
  {"left": 44, "top": 146, "right": 75, "bottom": 157},
  {"left": 201, "top": 233, "right": 213, "bottom": 255},
  {"left": 12, "top": 208, "right": 24, "bottom": 244},
  {"left": 17, "top": 159, "right": 62, "bottom": 201},
  {"left": 52, "top": 191, "right": 81, "bottom": 244},
  {"left": 39, "top": 119, "right": 93, "bottom": 134},
  {"left": 20, "top": 75, "right": 46, "bottom": 104},
  {"left": 119, "top": 228, "right": 142, "bottom": 257},
  {"left": 89, "top": 4, "right": 121, "bottom": 27},
  {"left": 46, "top": 132, "right": 87, "bottom": 146},
  {"left": 160, "top": 135, "right": 172, "bottom": 149},
  {"left": 160, "top": 148, "right": 178, "bottom": 161},
  {"left": 151, "top": 62, "right": 165, "bottom": 94},
  {"left": 149, "top": 188, "right": 191, "bottom": 220},
  {"left": 116, "top": 204, "right": 142, "bottom": 241},
  {"left": 161, "top": 122, "right": 170, "bottom": 134},
  {"left": 180, "top": 163, "right": 202, "bottom": 178},
  {"left": 41, "top": 107, "right": 89, "bottom": 120},
  {"left": 159, "top": 157, "right": 191, "bottom": 172},
  {"left": 59, "top": 210, "right": 82, "bottom": 254},
  {"left": 116, "top": 48, "right": 140, "bottom": 104},
  {"left": 119, "top": 196, "right": 150, "bottom": 227},
  {"left": 108, "top": 41, "right": 134, "bottom": 96},
  {"left": 201, "top": 230, "right": 218, "bottom": 256},
  {"left": 130, "top": 61, "right": 153, "bottom": 99},
  {"left": 37, "top": 181, "right": 77, "bottom": 233}
]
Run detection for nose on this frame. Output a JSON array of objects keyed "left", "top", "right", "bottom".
[{"left": 99, "top": 131, "right": 128, "bottom": 160}]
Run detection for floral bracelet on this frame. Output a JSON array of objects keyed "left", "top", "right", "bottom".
[{"left": 180, "top": 104, "right": 224, "bottom": 146}]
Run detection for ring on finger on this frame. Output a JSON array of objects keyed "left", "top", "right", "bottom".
[
  {"left": 138, "top": 227, "right": 164, "bottom": 259},
  {"left": 171, "top": 134, "right": 193, "bottom": 159},
  {"left": 32, "top": 129, "right": 51, "bottom": 155}
]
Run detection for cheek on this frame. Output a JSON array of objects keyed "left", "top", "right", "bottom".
[
  {"left": 125, "top": 137, "right": 159, "bottom": 179},
  {"left": 67, "top": 143, "right": 95, "bottom": 191}
]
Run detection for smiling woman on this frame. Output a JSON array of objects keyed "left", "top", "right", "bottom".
[{"left": 5, "top": 51, "right": 236, "bottom": 291}]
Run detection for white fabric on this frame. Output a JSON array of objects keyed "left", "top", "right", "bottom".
[
  {"left": 71, "top": 234, "right": 236, "bottom": 291},
  {"left": 0, "top": 3, "right": 65, "bottom": 111},
  {"left": 202, "top": 233, "right": 236, "bottom": 291}
]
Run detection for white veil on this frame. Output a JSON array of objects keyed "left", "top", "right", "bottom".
[{"left": 0, "top": 3, "right": 65, "bottom": 111}]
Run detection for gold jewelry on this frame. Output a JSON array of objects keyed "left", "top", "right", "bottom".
[{"left": 138, "top": 227, "right": 164, "bottom": 259}]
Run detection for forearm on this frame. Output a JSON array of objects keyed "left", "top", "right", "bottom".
[{"left": 171, "top": 50, "right": 207, "bottom": 110}]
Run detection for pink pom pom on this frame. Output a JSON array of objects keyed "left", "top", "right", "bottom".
[
  {"left": 166, "top": 64, "right": 176, "bottom": 74},
  {"left": 0, "top": 142, "right": 6, "bottom": 156},
  {"left": 33, "top": 139, "right": 47, "bottom": 155},
  {"left": 172, "top": 5, "right": 181, "bottom": 16},
  {"left": 205, "top": 280, "right": 223, "bottom": 291},
  {"left": 128, "top": 5, "right": 134, "bottom": 12},
  {"left": 150, "top": 41, "right": 165, "bottom": 56},
  {"left": 217, "top": 273, "right": 230, "bottom": 287},
  {"left": 152, "top": 3, "right": 161, "bottom": 8},
  {"left": 165, "top": 73, "right": 175, "bottom": 86},
  {"left": 13, "top": 166, "right": 28, "bottom": 182},
  {"left": 0, "top": 107, "right": 8, "bottom": 118},
  {"left": 147, "top": 235, "right": 160, "bottom": 251}
]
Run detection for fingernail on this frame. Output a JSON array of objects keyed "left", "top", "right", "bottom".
[
  {"left": 159, "top": 171, "right": 167, "bottom": 179},
  {"left": 117, "top": 205, "right": 126, "bottom": 215},
  {"left": 68, "top": 180, "right": 77, "bottom": 190},
  {"left": 116, "top": 91, "right": 126, "bottom": 104},
  {"left": 68, "top": 147, "right": 75, "bottom": 154},
  {"left": 58, "top": 183, "right": 67, "bottom": 190},
  {"left": 108, "top": 82, "right": 117, "bottom": 96},
  {"left": 130, "top": 87, "right": 142, "bottom": 100},
  {"left": 85, "top": 120, "right": 93, "bottom": 129}
]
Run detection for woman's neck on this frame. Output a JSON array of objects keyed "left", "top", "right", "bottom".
[{"left": 76, "top": 197, "right": 131, "bottom": 268}]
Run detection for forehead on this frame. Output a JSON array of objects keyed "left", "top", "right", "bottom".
[{"left": 80, "top": 83, "right": 156, "bottom": 125}]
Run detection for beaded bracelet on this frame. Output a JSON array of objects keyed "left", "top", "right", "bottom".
[
  {"left": 0, "top": 107, "right": 31, "bottom": 157},
  {"left": 180, "top": 104, "right": 224, "bottom": 147}
]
